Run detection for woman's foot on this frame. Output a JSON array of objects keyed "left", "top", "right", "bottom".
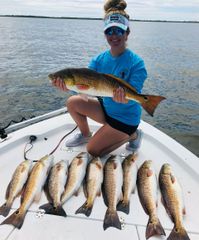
[
  {"left": 126, "top": 129, "right": 143, "bottom": 152},
  {"left": 65, "top": 132, "right": 92, "bottom": 147}
]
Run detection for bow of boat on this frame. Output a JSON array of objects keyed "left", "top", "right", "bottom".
[{"left": 0, "top": 108, "right": 198, "bottom": 240}]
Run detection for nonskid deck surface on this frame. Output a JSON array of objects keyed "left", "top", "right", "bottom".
[{"left": 0, "top": 113, "right": 199, "bottom": 240}]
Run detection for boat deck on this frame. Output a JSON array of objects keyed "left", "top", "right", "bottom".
[{"left": 0, "top": 111, "right": 199, "bottom": 240}]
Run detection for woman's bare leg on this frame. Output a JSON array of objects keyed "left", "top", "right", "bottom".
[
  {"left": 66, "top": 95, "right": 106, "bottom": 136},
  {"left": 66, "top": 95, "right": 137, "bottom": 157},
  {"left": 87, "top": 124, "right": 134, "bottom": 157}
]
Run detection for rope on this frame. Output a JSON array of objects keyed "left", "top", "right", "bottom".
[
  {"left": 49, "top": 125, "right": 78, "bottom": 155},
  {"left": 24, "top": 135, "right": 38, "bottom": 162},
  {"left": 1, "top": 110, "right": 78, "bottom": 160},
  {"left": 23, "top": 125, "right": 78, "bottom": 161}
]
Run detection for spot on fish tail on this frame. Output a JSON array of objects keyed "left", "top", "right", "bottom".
[
  {"left": 20, "top": 165, "right": 27, "bottom": 173},
  {"left": 147, "top": 169, "right": 153, "bottom": 177},
  {"left": 170, "top": 174, "right": 176, "bottom": 184},
  {"left": 77, "top": 158, "right": 83, "bottom": 166},
  {"left": 95, "top": 162, "right": 102, "bottom": 170},
  {"left": 113, "top": 162, "right": 117, "bottom": 169}
]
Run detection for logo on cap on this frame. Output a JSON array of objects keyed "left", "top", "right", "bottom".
[{"left": 104, "top": 13, "right": 129, "bottom": 31}]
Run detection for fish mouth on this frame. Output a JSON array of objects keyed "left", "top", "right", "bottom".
[
  {"left": 48, "top": 74, "right": 54, "bottom": 79},
  {"left": 161, "top": 163, "right": 172, "bottom": 174},
  {"left": 143, "top": 160, "right": 153, "bottom": 168}
]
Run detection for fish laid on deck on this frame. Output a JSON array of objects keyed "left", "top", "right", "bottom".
[
  {"left": 102, "top": 155, "right": 123, "bottom": 230},
  {"left": 1, "top": 155, "right": 53, "bottom": 229},
  {"left": 49, "top": 67, "right": 166, "bottom": 116},
  {"left": 39, "top": 160, "right": 68, "bottom": 217},
  {"left": 137, "top": 160, "right": 165, "bottom": 239},
  {"left": 61, "top": 152, "right": 89, "bottom": 205},
  {"left": 0, "top": 160, "right": 32, "bottom": 217},
  {"left": 159, "top": 163, "right": 190, "bottom": 240},
  {"left": 117, "top": 153, "right": 137, "bottom": 214},
  {"left": 75, "top": 157, "right": 103, "bottom": 217}
]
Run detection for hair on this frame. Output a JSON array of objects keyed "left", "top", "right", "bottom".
[
  {"left": 104, "top": 0, "right": 130, "bottom": 34},
  {"left": 104, "top": 0, "right": 129, "bottom": 19}
]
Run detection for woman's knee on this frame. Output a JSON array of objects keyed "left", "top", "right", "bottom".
[
  {"left": 86, "top": 143, "right": 102, "bottom": 157},
  {"left": 66, "top": 95, "right": 82, "bottom": 111}
]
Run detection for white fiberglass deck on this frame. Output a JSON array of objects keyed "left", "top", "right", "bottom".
[{"left": 0, "top": 110, "right": 199, "bottom": 240}]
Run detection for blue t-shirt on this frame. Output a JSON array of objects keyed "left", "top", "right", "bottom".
[{"left": 88, "top": 48, "right": 147, "bottom": 126}]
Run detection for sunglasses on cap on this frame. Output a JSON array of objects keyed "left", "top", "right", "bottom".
[{"left": 105, "top": 27, "right": 125, "bottom": 36}]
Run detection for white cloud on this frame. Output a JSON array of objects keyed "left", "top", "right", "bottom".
[
  {"left": 127, "top": 0, "right": 199, "bottom": 20},
  {"left": 0, "top": 0, "right": 198, "bottom": 21}
]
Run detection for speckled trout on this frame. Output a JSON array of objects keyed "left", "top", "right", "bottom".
[
  {"left": 0, "top": 160, "right": 32, "bottom": 217},
  {"left": 102, "top": 155, "right": 123, "bottom": 230},
  {"left": 39, "top": 160, "right": 68, "bottom": 217},
  {"left": 1, "top": 155, "right": 53, "bottom": 229},
  {"left": 75, "top": 157, "right": 103, "bottom": 217},
  {"left": 137, "top": 160, "right": 165, "bottom": 239},
  {"left": 117, "top": 153, "right": 137, "bottom": 214},
  {"left": 48, "top": 68, "right": 166, "bottom": 116},
  {"left": 61, "top": 152, "right": 89, "bottom": 204},
  {"left": 159, "top": 164, "right": 190, "bottom": 240}
]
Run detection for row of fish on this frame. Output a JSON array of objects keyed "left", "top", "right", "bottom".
[
  {"left": 0, "top": 152, "right": 89, "bottom": 229},
  {"left": 0, "top": 155, "right": 53, "bottom": 229},
  {"left": 137, "top": 160, "right": 190, "bottom": 240},
  {"left": 0, "top": 152, "right": 190, "bottom": 240}
]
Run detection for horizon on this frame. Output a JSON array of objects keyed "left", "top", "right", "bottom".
[{"left": 0, "top": 14, "right": 199, "bottom": 23}]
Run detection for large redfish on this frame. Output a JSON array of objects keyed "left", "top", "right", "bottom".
[
  {"left": 0, "top": 160, "right": 32, "bottom": 217},
  {"left": 1, "top": 155, "right": 53, "bottom": 229},
  {"left": 61, "top": 152, "right": 89, "bottom": 204},
  {"left": 39, "top": 160, "right": 68, "bottom": 217},
  {"left": 102, "top": 155, "right": 123, "bottom": 230},
  {"left": 117, "top": 153, "right": 137, "bottom": 214},
  {"left": 137, "top": 160, "right": 165, "bottom": 239},
  {"left": 49, "top": 68, "right": 166, "bottom": 116},
  {"left": 159, "top": 163, "right": 190, "bottom": 240},
  {"left": 75, "top": 157, "right": 103, "bottom": 217}
]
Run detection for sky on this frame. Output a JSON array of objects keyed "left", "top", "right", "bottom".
[{"left": 0, "top": 0, "right": 199, "bottom": 21}]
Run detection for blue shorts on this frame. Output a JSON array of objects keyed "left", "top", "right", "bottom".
[{"left": 98, "top": 98, "right": 138, "bottom": 136}]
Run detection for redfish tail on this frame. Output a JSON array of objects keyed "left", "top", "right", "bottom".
[
  {"left": 0, "top": 208, "right": 26, "bottom": 229},
  {"left": 167, "top": 226, "right": 190, "bottom": 240},
  {"left": 117, "top": 200, "right": 130, "bottom": 214},
  {"left": 0, "top": 202, "right": 12, "bottom": 217},
  {"left": 39, "top": 203, "right": 67, "bottom": 217},
  {"left": 103, "top": 209, "right": 121, "bottom": 231},
  {"left": 141, "top": 95, "right": 166, "bottom": 117},
  {"left": 75, "top": 201, "right": 93, "bottom": 217},
  {"left": 146, "top": 217, "right": 166, "bottom": 239}
]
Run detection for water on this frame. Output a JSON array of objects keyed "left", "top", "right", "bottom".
[{"left": 0, "top": 17, "right": 198, "bottom": 156}]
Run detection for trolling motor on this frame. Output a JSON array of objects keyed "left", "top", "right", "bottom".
[{"left": 0, "top": 128, "right": 7, "bottom": 139}]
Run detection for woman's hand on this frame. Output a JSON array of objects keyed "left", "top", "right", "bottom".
[
  {"left": 51, "top": 77, "right": 68, "bottom": 91},
  {"left": 113, "top": 87, "right": 128, "bottom": 103}
]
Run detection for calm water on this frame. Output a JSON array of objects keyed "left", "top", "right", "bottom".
[{"left": 0, "top": 17, "right": 198, "bottom": 156}]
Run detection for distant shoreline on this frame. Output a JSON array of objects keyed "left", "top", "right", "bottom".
[{"left": 0, "top": 15, "right": 198, "bottom": 23}]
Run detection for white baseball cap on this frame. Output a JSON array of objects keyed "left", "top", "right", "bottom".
[{"left": 104, "top": 13, "right": 129, "bottom": 32}]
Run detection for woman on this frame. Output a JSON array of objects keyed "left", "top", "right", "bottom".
[{"left": 52, "top": 0, "right": 147, "bottom": 157}]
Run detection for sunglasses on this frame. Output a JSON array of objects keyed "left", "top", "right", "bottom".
[{"left": 105, "top": 27, "right": 125, "bottom": 36}]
